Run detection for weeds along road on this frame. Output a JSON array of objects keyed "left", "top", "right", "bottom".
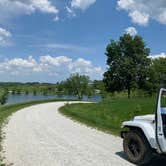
[{"left": 2, "top": 102, "right": 134, "bottom": 166}]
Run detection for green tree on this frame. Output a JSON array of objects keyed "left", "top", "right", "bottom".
[
  {"left": 93, "top": 80, "right": 106, "bottom": 97},
  {"left": 140, "top": 57, "right": 166, "bottom": 95},
  {"left": 56, "top": 82, "right": 66, "bottom": 95},
  {"left": 103, "top": 34, "right": 150, "bottom": 98},
  {"left": 33, "top": 90, "right": 37, "bottom": 96},
  {"left": 63, "top": 73, "right": 93, "bottom": 99},
  {"left": 12, "top": 89, "right": 16, "bottom": 95},
  {"left": 25, "top": 90, "right": 29, "bottom": 95},
  {"left": 93, "top": 80, "right": 105, "bottom": 92},
  {"left": 16, "top": 89, "right": 21, "bottom": 95},
  {"left": 0, "top": 89, "right": 8, "bottom": 105},
  {"left": 142, "top": 66, "right": 159, "bottom": 96},
  {"left": 151, "top": 58, "right": 166, "bottom": 86}
]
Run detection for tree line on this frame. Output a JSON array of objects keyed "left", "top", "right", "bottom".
[
  {"left": 0, "top": 83, "right": 57, "bottom": 105},
  {"left": 0, "top": 82, "right": 57, "bottom": 95}
]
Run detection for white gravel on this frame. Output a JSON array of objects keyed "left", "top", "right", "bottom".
[{"left": 2, "top": 102, "right": 134, "bottom": 166}]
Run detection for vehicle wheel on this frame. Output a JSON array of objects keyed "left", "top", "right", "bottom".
[{"left": 123, "top": 130, "right": 153, "bottom": 165}]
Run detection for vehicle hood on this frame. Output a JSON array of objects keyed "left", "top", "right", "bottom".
[{"left": 134, "top": 114, "right": 155, "bottom": 122}]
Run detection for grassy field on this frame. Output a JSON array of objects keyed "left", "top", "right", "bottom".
[
  {"left": 59, "top": 97, "right": 157, "bottom": 135},
  {"left": 0, "top": 99, "right": 77, "bottom": 166}
]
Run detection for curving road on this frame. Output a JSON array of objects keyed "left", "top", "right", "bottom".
[{"left": 2, "top": 102, "right": 166, "bottom": 166}]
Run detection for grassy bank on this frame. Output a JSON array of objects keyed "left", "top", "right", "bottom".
[
  {"left": 59, "top": 97, "right": 157, "bottom": 135},
  {"left": 0, "top": 99, "right": 76, "bottom": 166}
]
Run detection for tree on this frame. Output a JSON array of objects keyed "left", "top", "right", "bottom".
[
  {"left": 0, "top": 89, "right": 8, "bottom": 105},
  {"left": 56, "top": 81, "right": 66, "bottom": 95},
  {"left": 141, "top": 65, "right": 159, "bottom": 96},
  {"left": 103, "top": 34, "right": 150, "bottom": 98},
  {"left": 93, "top": 80, "right": 105, "bottom": 91},
  {"left": 139, "top": 57, "right": 166, "bottom": 95},
  {"left": 33, "top": 89, "right": 37, "bottom": 96},
  {"left": 151, "top": 58, "right": 166, "bottom": 87},
  {"left": 63, "top": 73, "right": 93, "bottom": 99},
  {"left": 93, "top": 80, "right": 106, "bottom": 97},
  {"left": 25, "top": 90, "right": 29, "bottom": 95}
]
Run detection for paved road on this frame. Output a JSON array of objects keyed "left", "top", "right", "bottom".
[{"left": 2, "top": 102, "right": 166, "bottom": 166}]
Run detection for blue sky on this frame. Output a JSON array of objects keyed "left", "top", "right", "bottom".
[{"left": 0, "top": 0, "right": 166, "bottom": 83}]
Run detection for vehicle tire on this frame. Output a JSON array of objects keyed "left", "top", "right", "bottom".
[{"left": 123, "top": 130, "right": 153, "bottom": 165}]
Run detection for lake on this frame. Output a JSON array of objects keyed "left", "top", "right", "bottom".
[{"left": 6, "top": 93, "right": 102, "bottom": 105}]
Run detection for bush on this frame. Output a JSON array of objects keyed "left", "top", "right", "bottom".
[{"left": 0, "top": 90, "right": 8, "bottom": 105}]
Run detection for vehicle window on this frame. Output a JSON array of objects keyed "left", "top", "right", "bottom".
[{"left": 161, "top": 91, "right": 166, "bottom": 114}]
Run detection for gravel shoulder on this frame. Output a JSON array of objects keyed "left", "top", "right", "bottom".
[{"left": 2, "top": 101, "right": 134, "bottom": 166}]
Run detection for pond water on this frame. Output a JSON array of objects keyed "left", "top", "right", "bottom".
[{"left": 6, "top": 93, "right": 102, "bottom": 105}]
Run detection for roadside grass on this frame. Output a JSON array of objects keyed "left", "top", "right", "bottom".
[
  {"left": 59, "top": 97, "right": 157, "bottom": 135},
  {"left": 0, "top": 99, "right": 77, "bottom": 166}
]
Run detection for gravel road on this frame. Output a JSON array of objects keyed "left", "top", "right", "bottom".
[{"left": 1, "top": 102, "right": 157, "bottom": 166}]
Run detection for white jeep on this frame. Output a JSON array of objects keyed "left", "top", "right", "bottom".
[{"left": 121, "top": 88, "right": 166, "bottom": 165}]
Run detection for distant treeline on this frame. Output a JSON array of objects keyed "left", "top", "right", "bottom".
[
  {"left": 0, "top": 82, "right": 57, "bottom": 95},
  {"left": 0, "top": 81, "right": 104, "bottom": 95}
]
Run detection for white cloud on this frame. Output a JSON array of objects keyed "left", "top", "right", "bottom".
[
  {"left": 117, "top": 0, "right": 166, "bottom": 26},
  {"left": 0, "top": 0, "right": 58, "bottom": 22},
  {"left": 0, "top": 27, "right": 12, "bottom": 46},
  {"left": 66, "top": 6, "right": 76, "bottom": 17},
  {"left": 69, "top": 58, "right": 91, "bottom": 71},
  {"left": 45, "top": 43, "right": 90, "bottom": 52},
  {"left": 157, "top": 11, "right": 166, "bottom": 25},
  {"left": 125, "top": 27, "right": 137, "bottom": 36},
  {"left": 46, "top": 43, "right": 77, "bottom": 50},
  {"left": 53, "top": 16, "right": 59, "bottom": 22},
  {"left": 40, "top": 55, "right": 72, "bottom": 66},
  {"left": 0, "top": 55, "right": 104, "bottom": 81},
  {"left": 69, "top": 58, "right": 103, "bottom": 78},
  {"left": 66, "top": 0, "right": 96, "bottom": 17},
  {"left": 71, "top": 0, "right": 96, "bottom": 10},
  {"left": 7, "top": 56, "right": 37, "bottom": 68},
  {"left": 129, "top": 11, "right": 149, "bottom": 26},
  {"left": 31, "top": 0, "right": 58, "bottom": 14},
  {"left": 149, "top": 53, "right": 166, "bottom": 59}
]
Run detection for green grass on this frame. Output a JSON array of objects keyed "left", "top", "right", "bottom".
[
  {"left": 0, "top": 99, "right": 77, "bottom": 166},
  {"left": 59, "top": 97, "right": 157, "bottom": 135}
]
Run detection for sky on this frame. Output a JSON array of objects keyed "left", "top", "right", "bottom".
[{"left": 0, "top": 0, "right": 166, "bottom": 83}]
